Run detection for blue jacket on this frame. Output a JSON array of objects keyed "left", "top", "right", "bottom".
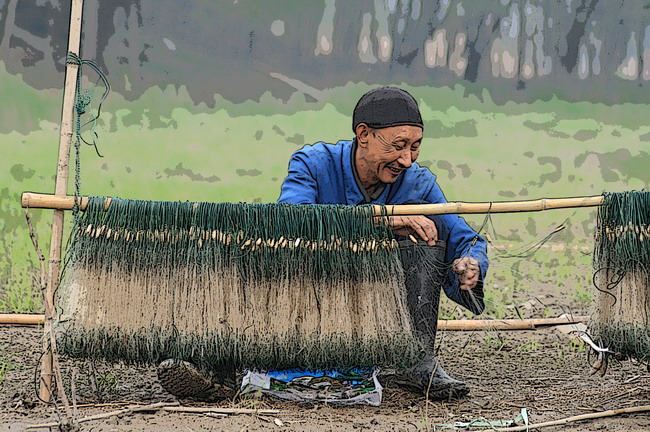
[{"left": 279, "top": 139, "right": 488, "bottom": 314}]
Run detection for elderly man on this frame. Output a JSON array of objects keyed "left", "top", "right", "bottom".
[
  {"left": 277, "top": 86, "right": 489, "bottom": 399},
  {"left": 158, "top": 86, "right": 488, "bottom": 401}
]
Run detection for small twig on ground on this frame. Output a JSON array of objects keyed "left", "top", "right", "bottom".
[
  {"left": 423, "top": 362, "right": 435, "bottom": 428},
  {"left": 71, "top": 367, "right": 79, "bottom": 419},
  {"left": 25, "top": 402, "right": 283, "bottom": 429},
  {"left": 24, "top": 402, "right": 181, "bottom": 429},
  {"left": 472, "top": 404, "right": 650, "bottom": 432},
  {"left": 74, "top": 401, "right": 143, "bottom": 409},
  {"left": 24, "top": 211, "right": 46, "bottom": 307},
  {"left": 599, "top": 387, "right": 641, "bottom": 406},
  {"left": 87, "top": 361, "right": 99, "bottom": 400},
  {"left": 163, "top": 406, "right": 280, "bottom": 415}
]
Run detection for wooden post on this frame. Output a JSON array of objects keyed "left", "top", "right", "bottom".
[{"left": 39, "top": 0, "right": 85, "bottom": 403}]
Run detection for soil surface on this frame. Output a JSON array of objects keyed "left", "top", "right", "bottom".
[{"left": 2, "top": 309, "right": 650, "bottom": 431}]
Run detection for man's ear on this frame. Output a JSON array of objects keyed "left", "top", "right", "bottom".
[{"left": 355, "top": 123, "right": 372, "bottom": 148}]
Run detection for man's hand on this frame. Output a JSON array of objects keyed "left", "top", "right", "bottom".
[
  {"left": 380, "top": 215, "right": 438, "bottom": 246},
  {"left": 452, "top": 257, "right": 480, "bottom": 291}
]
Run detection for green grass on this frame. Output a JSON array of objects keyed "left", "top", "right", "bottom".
[
  {"left": 0, "top": 354, "right": 20, "bottom": 386},
  {"left": 515, "top": 336, "right": 541, "bottom": 352},
  {"left": 96, "top": 373, "right": 120, "bottom": 392},
  {"left": 0, "top": 360, "right": 7, "bottom": 386},
  {"left": 2, "top": 64, "right": 649, "bottom": 313}
]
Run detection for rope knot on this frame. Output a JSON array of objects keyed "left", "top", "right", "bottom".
[
  {"left": 66, "top": 51, "right": 82, "bottom": 66},
  {"left": 74, "top": 91, "right": 92, "bottom": 115}
]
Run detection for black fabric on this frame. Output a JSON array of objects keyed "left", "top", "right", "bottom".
[
  {"left": 352, "top": 86, "right": 424, "bottom": 132},
  {"left": 397, "top": 199, "right": 485, "bottom": 315},
  {"left": 399, "top": 237, "right": 485, "bottom": 317},
  {"left": 399, "top": 240, "right": 446, "bottom": 355}
]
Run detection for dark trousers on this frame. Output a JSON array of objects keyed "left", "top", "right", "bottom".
[{"left": 399, "top": 239, "right": 446, "bottom": 356}]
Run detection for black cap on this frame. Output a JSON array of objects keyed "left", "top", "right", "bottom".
[{"left": 352, "top": 86, "right": 424, "bottom": 132}]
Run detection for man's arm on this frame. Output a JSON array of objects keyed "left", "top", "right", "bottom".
[
  {"left": 278, "top": 151, "right": 319, "bottom": 204},
  {"left": 383, "top": 215, "right": 439, "bottom": 246},
  {"left": 422, "top": 181, "right": 489, "bottom": 313},
  {"left": 444, "top": 215, "right": 489, "bottom": 287}
]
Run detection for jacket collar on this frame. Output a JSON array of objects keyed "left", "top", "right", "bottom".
[{"left": 342, "top": 139, "right": 392, "bottom": 205}]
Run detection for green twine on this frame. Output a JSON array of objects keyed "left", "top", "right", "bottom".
[
  {"left": 65, "top": 52, "right": 110, "bottom": 221},
  {"left": 58, "top": 198, "right": 422, "bottom": 371},
  {"left": 592, "top": 191, "right": 650, "bottom": 363},
  {"left": 594, "top": 191, "right": 650, "bottom": 276},
  {"left": 591, "top": 322, "right": 650, "bottom": 365},
  {"left": 70, "top": 198, "right": 398, "bottom": 283},
  {"left": 65, "top": 52, "right": 110, "bottom": 157},
  {"left": 58, "top": 328, "right": 421, "bottom": 372}
]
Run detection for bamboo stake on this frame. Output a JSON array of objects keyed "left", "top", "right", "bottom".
[
  {"left": 2, "top": 313, "right": 587, "bottom": 331},
  {"left": 39, "top": 0, "right": 85, "bottom": 403},
  {"left": 21, "top": 192, "right": 604, "bottom": 215},
  {"left": 26, "top": 212, "right": 73, "bottom": 421}
]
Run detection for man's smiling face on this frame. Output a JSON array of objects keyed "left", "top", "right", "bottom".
[{"left": 361, "top": 125, "right": 423, "bottom": 186}]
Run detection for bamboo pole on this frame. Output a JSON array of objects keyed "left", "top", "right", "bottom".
[
  {"left": 22, "top": 192, "right": 88, "bottom": 210},
  {"left": 2, "top": 313, "right": 587, "bottom": 331},
  {"left": 0, "top": 314, "right": 45, "bottom": 325},
  {"left": 377, "top": 195, "right": 604, "bottom": 216},
  {"left": 39, "top": 0, "right": 85, "bottom": 403},
  {"left": 21, "top": 192, "right": 604, "bottom": 215},
  {"left": 437, "top": 316, "right": 588, "bottom": 331}
]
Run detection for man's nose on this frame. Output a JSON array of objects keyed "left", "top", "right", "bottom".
[{"left": 397, "top": 149, "right": 412, "bottom": 168}]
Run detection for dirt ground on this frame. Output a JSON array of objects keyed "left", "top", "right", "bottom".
[{"left": 2, "top": 309, "right": 650, "bottom": 431}]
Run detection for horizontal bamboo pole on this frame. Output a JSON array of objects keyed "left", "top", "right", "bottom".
[
  {"left": 0, "top": 314, "right": 45, "bottom": 325},
  {"left": 22, "top": 192, "right": 110, "bottom": 211},
  {"left": 438, "top": 316, "right": 588, "bottom": 331},
  {"left": 379, "top": 195, "right": 604, "bottom": 216},
  {"left": 22, "top": 192, "right": 604, "bottom": 215},
  {"left": 0, "top": 313, "right": 586, "bottom": 330}
]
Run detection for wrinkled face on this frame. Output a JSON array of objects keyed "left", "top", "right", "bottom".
[{"left": 357, "top": 125, "right": 423, "bottom": 185}]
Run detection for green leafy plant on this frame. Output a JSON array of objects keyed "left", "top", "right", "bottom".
[
  {"left": 515, "top": 337, "right": 541, "bottom": 352},
  {"left": 569, "top": 338, "right": 586, "bottom": 353},
  {"left": 0, "top": 356, "right": 19, "bottom": 386},
  {"left": 572, "top": 286, "right": 593, "bottom": 306},
  {"left": 96, "top": 373, "right": 120, "bottom": 392}
]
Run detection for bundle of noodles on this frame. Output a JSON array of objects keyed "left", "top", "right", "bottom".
[
  {"left": 56, "top": 197, "right": 422, "bottom": 371},
  {"left": 593, "top": 191, "right": 650, "bottom": 363}
]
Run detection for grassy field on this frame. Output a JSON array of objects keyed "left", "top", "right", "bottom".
[{"left": 2, "top": 63, "right": 648, "bottom": 314}]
